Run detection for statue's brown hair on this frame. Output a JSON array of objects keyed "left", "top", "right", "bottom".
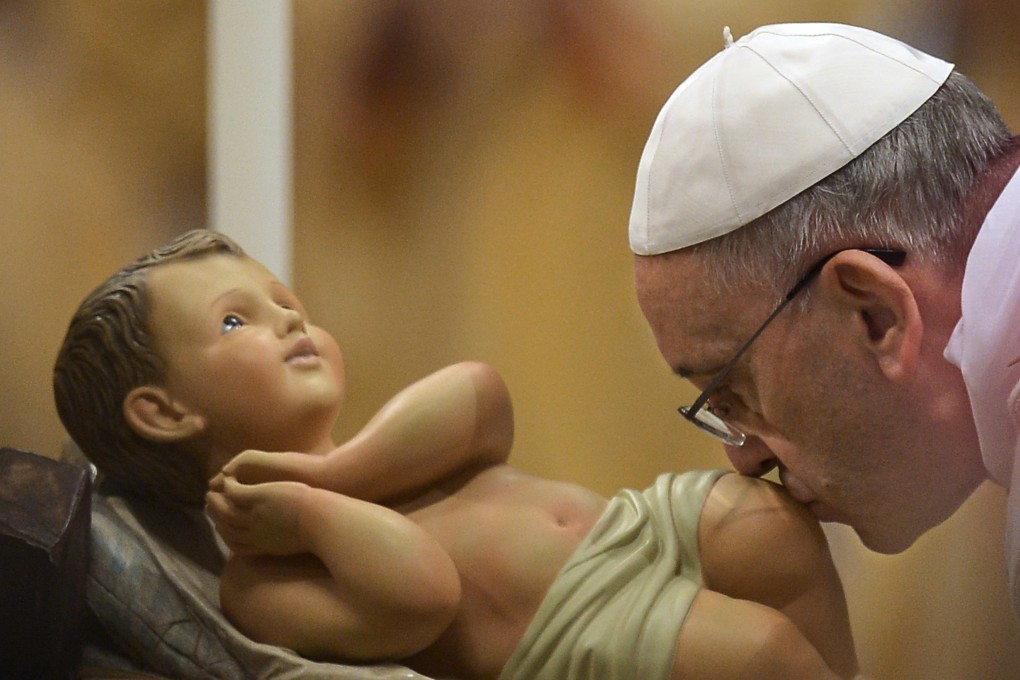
[{"left": 54, "top": 229, "right": 245, "bottom": 506}]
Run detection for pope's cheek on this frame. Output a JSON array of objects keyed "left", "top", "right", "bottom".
[{"left": 778, "top": 468, "right": 817, "bottom": 505}]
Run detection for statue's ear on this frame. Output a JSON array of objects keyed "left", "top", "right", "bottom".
[{"left": 123, "top": 385, "right": 206, "bottom": 443}]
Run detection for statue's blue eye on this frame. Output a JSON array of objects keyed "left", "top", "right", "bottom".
[{"left": 221, "top": 314, "right": 245, "bottom": 333}]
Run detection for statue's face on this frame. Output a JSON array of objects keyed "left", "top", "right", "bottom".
[{"left": 145, "top": 254, "right": 346, "bottom": 457}]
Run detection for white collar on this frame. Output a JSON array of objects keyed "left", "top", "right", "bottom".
[{"left": 944, "top": 166, "right": 1020, "bottom": 486}]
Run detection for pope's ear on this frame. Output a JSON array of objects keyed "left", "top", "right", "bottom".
[
  {"left": 123, "top": 385, "right": 206, "bottom": 443},
  {"left": 827, "top": 252, "right": 922, "bottom": 382}
]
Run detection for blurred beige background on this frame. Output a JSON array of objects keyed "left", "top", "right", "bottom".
[{"left": 3, "top": 1, "right": 1019, "bottom": 677}]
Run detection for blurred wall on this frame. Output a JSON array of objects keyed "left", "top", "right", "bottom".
[
  {"left": 0, "top": 0, "right": 206, "bottom": 456},
  {"left": 2, "top": 1, "right": 1020, "bottom": 678}
]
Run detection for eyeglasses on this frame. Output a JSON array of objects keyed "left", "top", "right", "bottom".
[{"left": 679, "top": 247, "right": 907, "bottom": 446}]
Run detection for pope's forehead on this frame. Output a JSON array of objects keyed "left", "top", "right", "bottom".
[
  {"left": 635, "top": 252, "right": 736, "bottom": 320},
  {"left": 635, "top": 251, "right": 703, "bottom": 296},
  {"left": 634, "top": 252, "right": 769, "bottom": 365}
]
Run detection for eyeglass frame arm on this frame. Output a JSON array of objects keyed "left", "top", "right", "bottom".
[{"left": 681, "top": 247, "right": 907, "bottom": 420}]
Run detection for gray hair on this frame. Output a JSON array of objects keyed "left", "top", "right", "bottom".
[{"left": 692, "top": 71, "right": 1013, "bottom": 299}]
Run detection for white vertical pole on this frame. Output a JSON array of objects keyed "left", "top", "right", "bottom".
[{"left": 208, "top": 0, "right": 293, "bottom": 285}]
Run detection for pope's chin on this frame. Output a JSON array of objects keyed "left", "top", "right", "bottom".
[
  {"left": 858, "top": 485, "right": 982, "bottom": 554},
  {"left": 851, "top": 520, "right": 927, "bottom": 555}
]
